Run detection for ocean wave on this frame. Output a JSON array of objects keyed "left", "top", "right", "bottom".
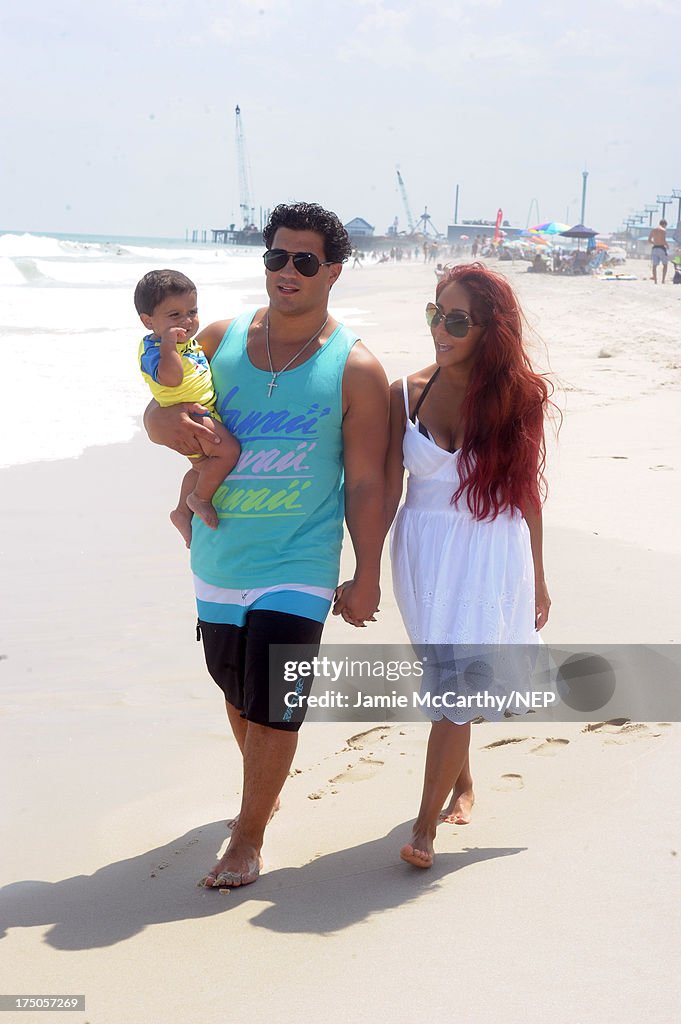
[
  {"left": 0, "top": 235, "right": 264, "bottom": 288},
  {"left": 0, "top": 256, "right": 26, "bottom": 286}
]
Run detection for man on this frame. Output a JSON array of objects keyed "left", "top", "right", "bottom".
[
  {"left": 144, "top": 202, "right": 389, "bottom": 888},
  {"left": 648, "top": 219, "right": 668, "bottom": 284}
]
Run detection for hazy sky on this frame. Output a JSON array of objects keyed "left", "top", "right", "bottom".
[{"left": 3, "top": 0, "right": 679, "bottom": 238}]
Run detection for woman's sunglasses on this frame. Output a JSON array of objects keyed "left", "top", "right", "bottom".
[
  {"left": 263, "top": 249, "right": 335, "bottom": 277},
  {"left": 425, "top": 302, "right": 483, "bottom": 337}
]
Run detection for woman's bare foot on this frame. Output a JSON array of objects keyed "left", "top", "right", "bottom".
[
  {"left": 439, "top": 786, "right": 475, "bottom": 825},
  {"left": 399, "top": 826, "right": 435, "bottom": 869},
  {"left": 198, "top": 835, "right": 263, "bottom": 888},
  {"left": 169, "top": 507, "right": 193, "bottom": 548},
  {"left": 186, "top": 491, "right": 219, "bottom": 530},
  {"left": 227, "top": 796, "right": 281, "bottom": 831}
]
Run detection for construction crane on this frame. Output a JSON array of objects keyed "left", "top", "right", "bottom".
[
  {"left": 396, "top": 167, "right": 415, "bottom": 234},
  {"left": 235, "top": 105, "right": 254, "bottom": 229}
]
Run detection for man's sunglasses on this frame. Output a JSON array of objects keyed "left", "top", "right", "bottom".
[
  {"left": 425, "top": 302, "right": 483, "bottom": 337},
  {"left": 263, "top": 249, "right": 335, "bottom": 277}
]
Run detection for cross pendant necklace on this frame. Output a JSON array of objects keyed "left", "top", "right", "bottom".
[{"left": 265, "top": 314, "right": 329, "bottom": 398}]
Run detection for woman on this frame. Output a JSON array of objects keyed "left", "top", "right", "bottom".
[{"left": 385, "top": 264, "right": 552, "bottom": 869}]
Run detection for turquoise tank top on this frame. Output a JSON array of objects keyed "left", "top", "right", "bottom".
[{"left": 190, "top": 309, "right": 358, "bottom": 589}]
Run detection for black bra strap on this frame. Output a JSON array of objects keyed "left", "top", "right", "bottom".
[{"left": 411, "top": 367, "right": 440, "bottom": 422}]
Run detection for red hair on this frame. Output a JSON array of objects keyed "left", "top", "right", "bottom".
[{"left": 435, "top": 263, "right": 552, "bottom": 520}]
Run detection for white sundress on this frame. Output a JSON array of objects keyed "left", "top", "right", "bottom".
[{"left": 390, "top": 377, "right": 541, "bottom": 723}]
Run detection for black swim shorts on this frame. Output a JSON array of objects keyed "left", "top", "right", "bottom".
[{"left": 197, "top": 610, "right": 325, "bottom": 732}]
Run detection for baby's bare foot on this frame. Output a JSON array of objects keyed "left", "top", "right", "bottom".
[
  {"left": 169, "top": 507, "right": 193, "bottom": 547},
  {"left": 186, "top": 492, "right": 218, "bottom": 530}
]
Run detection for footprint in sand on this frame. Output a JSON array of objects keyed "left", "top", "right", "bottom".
[
  {"left": 346, "top": 726, "right": 393, "bottom": 751},
  {"left": 329, "top": 758, "right": 385, "bottom": 784},
  {"left": 530, "top": 738, "right": 570, "bottom": 756},
  {"left": 583, "top": 719, "right": 630, "bottom": 733},
  {"left": 603, "top": 723, "right": 661, "bottom": 744},
  {"left": 482, "top": 737, "right": 527, "bottom": 750},
  {"left": 583, "top": 720, "right": 660, "bottom": 742},
  {"left": 493, "top": 773, "right": 524, "bottom": 792}
]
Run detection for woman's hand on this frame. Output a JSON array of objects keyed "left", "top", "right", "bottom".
[
  {"left": 144, "top": 401, "right": 223, "bottom": 457},
  {"left": 535, "top": 578, "right": 551, "bottom": 631}
]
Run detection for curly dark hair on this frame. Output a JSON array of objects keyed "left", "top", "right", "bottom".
[
  {"left": 134, "top": 269, "right": 196, "bottom": 315},
  {"left": 263, "top": 202, "right": 352, "bottom": 264}
]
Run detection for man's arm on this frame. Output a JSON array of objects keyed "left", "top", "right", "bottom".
[
  {"left": 385, "top": 379, "right": 407, "bottom": 531},
  {"left": 333, "top": 343, "right": 390, "bottom": 627},
  {"left": 143, "top": 319, "right": 232, "bottom": 454}
]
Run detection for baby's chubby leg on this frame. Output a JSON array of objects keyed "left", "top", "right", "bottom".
[
  {"left": 170, "top": 468, "right": 199, "bottom": 547},
  {"left": 186, "top": 420, "right": 241, "bottom": 530}
]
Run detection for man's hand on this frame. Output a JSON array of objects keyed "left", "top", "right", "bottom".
[
  {"left": 144, "top": 401, "right": 223, "bottom": 456},
  {"left": 332, "top": 578, "right": 380, "bottom": 628}
]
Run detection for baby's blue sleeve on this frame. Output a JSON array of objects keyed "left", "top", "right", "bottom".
[{"left": 140, "top": 341, "right": 162, "bottom": 382}]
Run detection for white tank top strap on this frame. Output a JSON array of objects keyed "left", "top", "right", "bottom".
[{"left": 401, "top": 376, "right": 410, "bottom": 418}]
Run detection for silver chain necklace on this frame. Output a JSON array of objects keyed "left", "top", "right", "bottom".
[{"left": 265, "top": 314, "right": 329, "bottom": 398}]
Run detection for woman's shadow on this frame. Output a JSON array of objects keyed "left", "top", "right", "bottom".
[{"left": 0, "top": 821, "right": 524, "bottom": 948}]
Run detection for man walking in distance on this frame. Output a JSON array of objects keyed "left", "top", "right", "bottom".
[
  {"left": 648, "top": 218, "right": 668, "bottom": 284},
  {"left": 144, "top": 203, "right": 389, "bottom": 888}
]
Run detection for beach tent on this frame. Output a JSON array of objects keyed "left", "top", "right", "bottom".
[
  {"left": 560, "top": 223, "right": 598, "bottom": 251},
  {"left": 560, "top": 223, "right": 598, "bottom": 239}
]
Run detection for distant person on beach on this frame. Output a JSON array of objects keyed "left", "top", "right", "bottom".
[
  {"left": 136, "top": 270, "right": 240, "bottom": 545},
  {"left": 648, "top": 219, "right": 668, "bottom": 284},
  {"left": 385, "top": 264, "right": 552, "bottom": 869},
  {"left": 144, "top": 203, "right": 389, "bottom": 889},
  {"left": 352, "top": 247, "right": 363, "bottom": 268},
  {"left": 528, "top": 252, "right": 547, "bottom": 273}
]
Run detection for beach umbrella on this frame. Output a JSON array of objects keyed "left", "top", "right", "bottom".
[
  {"left": 530, "top": 221, "right": 571, "bottom": 235},
  {"left": 560, "top": 223, "right": 598, "bottom": 239}
]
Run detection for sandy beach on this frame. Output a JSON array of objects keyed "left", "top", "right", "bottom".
[{"left": 2, "top": 258, "right": 680, "bottom": 1023}]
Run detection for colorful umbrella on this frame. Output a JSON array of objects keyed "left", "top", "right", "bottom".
[{"left": 530, "top": 222, "right": 571, "bottom": 235}]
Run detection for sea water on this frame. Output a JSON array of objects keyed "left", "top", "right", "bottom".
[
  {"left": 0, "top": 232, "right": 369, "bottom": 470},
  {"left": 0, "top": 232, "right": 271, "bottom": 469}
]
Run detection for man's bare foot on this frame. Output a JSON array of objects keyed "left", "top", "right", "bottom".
[
  {"left": 186, "top": 491, "right": 219, "bottom": 530},
  {"left": 439, "top": 786, "right": 475, "bottom": 825},
  {"left": 198, "top": 835, "right": 262, "bottom": 888},
  {"left": 227, "top": 796, "right": 281, "bottom": 831},
  {"left": 169, "top": 507, "right": 193, "bottom": 548},
  {"left": 399, "top": 826, "right": 434, "bottom": 869}
]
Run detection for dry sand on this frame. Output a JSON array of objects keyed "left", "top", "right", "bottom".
[{"left": 1, "top": 259, "right": 680, "bottom": 1023}]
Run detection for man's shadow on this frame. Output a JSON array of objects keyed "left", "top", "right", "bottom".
[{"left": 0, "top": 822, "right": 524, "bottom": 948}]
